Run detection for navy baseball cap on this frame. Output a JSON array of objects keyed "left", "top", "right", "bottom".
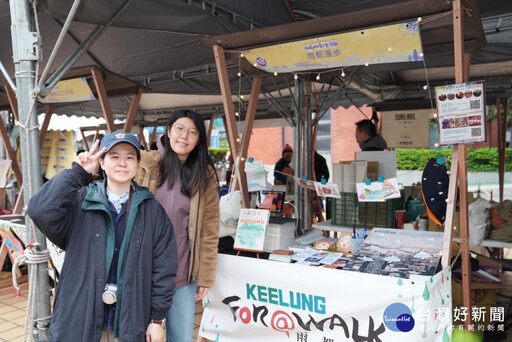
[{"left": 100, "top": 131, "right": 141, "bottom": 158}]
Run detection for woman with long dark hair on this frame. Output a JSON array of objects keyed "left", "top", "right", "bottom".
[{"left": 153, "top": 109, "right": 220, "bottom": 342}]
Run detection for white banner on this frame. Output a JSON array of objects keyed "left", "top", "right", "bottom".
[{"left": 199, "top": 254, "right": 452, "bottom": 342}]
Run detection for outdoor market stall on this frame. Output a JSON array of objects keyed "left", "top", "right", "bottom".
[
  {"left": 198, "top": 1, "right": 499, "bottom": 340},
  {"left": 1, "top": 0, "right": 512, "bottom": 341}
]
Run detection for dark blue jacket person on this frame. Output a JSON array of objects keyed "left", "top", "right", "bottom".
[{"left": 28, "top": 132, "right": 177, "bottom": 342}]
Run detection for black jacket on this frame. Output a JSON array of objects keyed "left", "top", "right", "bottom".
[
  {"left": 314, "top": 152, "right": 330, "bottom": 182},
  {"left": 27, "top": 163, "right": 177, "bottom": 341},
  {"left": 359, "top": 134, "right": 388, "bottom": 151}
]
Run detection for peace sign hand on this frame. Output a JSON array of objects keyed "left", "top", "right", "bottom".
[{"left": 76, "top": 139, "right": 107, "bottom": 175}]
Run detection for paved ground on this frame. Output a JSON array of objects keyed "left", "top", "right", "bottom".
[{"left": 0, "top": 285, "right": 210, "bottom": 342}]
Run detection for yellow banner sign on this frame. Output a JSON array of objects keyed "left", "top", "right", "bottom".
[
  {"left": 244, "top": 21, "right": 423, "bottom": 73},
  {"left": 40, "top": 77, "right": 96, "bottom": 103}
]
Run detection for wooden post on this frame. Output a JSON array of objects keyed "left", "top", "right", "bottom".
[
  {"left": 451, "top": 0, "right": 472, "bottom": 329},
  {"left": 91, "top": 68, "right": 116, "bottom": 132},
  {"left": 123, "top": 87, "right": 143, "bottom": 133},
  {"left": 237, "top": 77, "right": 263, "bottom": 206},
  {"left": 39, "top": 104, "right": 55, "bottom": 147},
  {"left": 212, "top": 44, "right": 251, "bottom": 207},
  {"left": 80, "top": 128, "right": 90, "bottom": 151},
  {"left": 149, "top": 124, "right": 158, "bottom": 145},
  {"left": 0, "top": 116, "right": 23, "bottom": 186},
  {"left": 4, "top": 85, "right": 19, "bottom": 121},
  {"left": 138, "top": 125, "right": 148, "bottom": 150}
]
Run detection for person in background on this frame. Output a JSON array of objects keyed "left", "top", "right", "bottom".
[
  {"left": 274, "top": 143, "right": 294, "bottom": 185},
  {"left": 150, "top": 109, "right": 220, "bottom": 342},
  {"left": 28, "top": 132, "right": 177, "bottom": 342},
  {"left": 314, "top": 150, "right": 329, "bottom": 182},
  {"left": 355, "top": 119, "right": 388, "bottom": 151}
]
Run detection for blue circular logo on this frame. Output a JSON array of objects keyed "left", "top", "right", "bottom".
[
  {"left": 383, "top": 303, "right": 415, "bottom": 332},
  {"left": 256, "top": 57, "right": 267, "bottom": 66}
]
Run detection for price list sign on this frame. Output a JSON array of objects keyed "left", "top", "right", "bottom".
[{"left": 435, "top": 81, "right": 486, "bottom": 145}]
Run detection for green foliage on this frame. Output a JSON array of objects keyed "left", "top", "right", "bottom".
[
  {"left": 396, "top": 148, "right": 512, "bottom": 172},
  {"left": 209, "top": 147, "right": 230, "bottom": 164}
]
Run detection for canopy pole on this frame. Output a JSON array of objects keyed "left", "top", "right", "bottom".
[
  {"left": 39, "top": 0, "right": 136, "bottom": 97},
  {"left": 9, "top": 0, "right": 51, "bottom": 340},
  {"left": 449, "top": 0, "right": 472, "bottom": 330},
  {"left": 498, "top": 98, "right": 508, "bottom": 203},
  {"left": 304, "top": 80, "right": 313, "bottom": 228},
  {"left": 0, "top": 60, "right": 17, "bottom": 92},
  {"left": 293, "top": 78, "right": 304, "bottom": 231},
  {"left": 36, "top": 0, "right": 83, "bottom": 90}
]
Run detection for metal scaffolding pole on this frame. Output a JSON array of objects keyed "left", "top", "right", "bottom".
[
  {"left": 293, "top": 78, "right": 304, "bottom": 232},
  {"left": 9, "top": 0, "right": 51, "bottom": 340}
]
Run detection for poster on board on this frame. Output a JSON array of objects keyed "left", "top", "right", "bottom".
[
  {"left": 435, "top": 81, "right": 486, "bottom": 145},
  {"left": 233, "top": 208, "right": 270, "bottom": 252}
]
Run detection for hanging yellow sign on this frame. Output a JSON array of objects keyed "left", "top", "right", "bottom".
[
  {"left": 39, "top": 77, "right": 96, "bottom": 103},
  {"left": 243, "top": 21, "right": 423, "bottom": 73}
]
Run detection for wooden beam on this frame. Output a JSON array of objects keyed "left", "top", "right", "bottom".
[
  {"left": 150, "top": 124, "right": 158, "bottom": 145},
  {"left": 4, "top": 85, "right": 18, "bottom": 121},
  {"left": 80, "top": 128, "right": 90, "bottom": 151},
  {"left": 138, "top": 125, "right": 148, "bottom": 150},
  {"left": 451, "top": 0, "right": 472, "bottom": 329},
  {"left": 13, "top": 188, "right": 24, "bottom": 214},
  {"left": 237, "top": 77, "right": 262, "bottom": 207},
  {"left": 0, "top": 115, "right": 22, "bottom": 186},
  {"left": 91, "top": 68, "right": 116, "bottom": 132},
  {"left": 212, "top": 45, "right": 239, "bottom": 156},
  {"left": 39, "top": 104, "right": 55, "bottom": 147},
  {"left": 240, "top": 77, "right": 262, "bottom": 159},
  {"left": 213, "top": 44, "right": 252, "bottom": 206},
  {"left": 123, "top": 87, "right": 143, "bottom": 133}
]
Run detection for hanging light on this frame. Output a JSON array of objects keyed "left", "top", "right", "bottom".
[
  {"left": 419, "top": 52, "right": 424, "bottom": 57},
  {"left": 433, "top": 113, "right": 438, "bottom": 118},
  {"left": 237, "top": 72, "right": 242, "bottom": 77},
  {"left": 240, "top": 53, "right": 245, "bottom": 58},
  {"left": 274, "top": 72, "right": 278, "bottom": 76},
  {"left": 241, "top": 157, "right": 246, "bottom": 162},
  {"left": 316, "top": 73, "right": 321, "bottom": 80},
  {"left": 236, "top": 138, "right": 240, "bottom": 142},
  {"left": 417, "top": 17, "right": 422, "bottom": 23},
  {"left": 253, "top": 62, "right": 258, "bottom": 67},
  {"left": 423, "top": 84, "right": 428, "bottom": 90},
  {"left": 240, "top": 95, "right": 245, "bottom": 100},
  {"left": 235, "top": 112, "right": 239, "bottom": 117},
  {"left": 387, "top": 46, "right": 393, "bottom": 52},
  {"left": 294, "top": 74, "right": 298, "bottom": 80},
  {"left": 364, "top": 62, "right": 369, "bottom": 67},
  {"left": 341, "top": 70, "right": 346, "bottom": 77}
]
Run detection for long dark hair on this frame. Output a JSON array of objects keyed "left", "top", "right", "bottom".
[{"left": 157, "top": 109, "right": 216, "bottom": 196}]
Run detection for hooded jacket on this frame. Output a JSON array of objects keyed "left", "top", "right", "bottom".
[
  {"left": 359, "top": 134, "right": 388, "bottom": 151},
  {"left": 27, "top": 163, "right": 177, "bottom": 341}
]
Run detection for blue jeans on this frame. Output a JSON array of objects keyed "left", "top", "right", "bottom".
[{"left": 166, "top": 282, "right": 197, "bottom": 342}]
